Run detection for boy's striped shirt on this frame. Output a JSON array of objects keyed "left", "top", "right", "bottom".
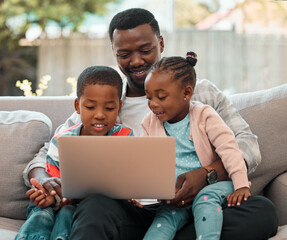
[{"left": 46, "top": 123, "right": 133, "bottom": 178}]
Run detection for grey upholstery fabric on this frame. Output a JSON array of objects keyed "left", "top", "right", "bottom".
[
  {"left": 266, "top": 172, "right": 287, "bottom": 225},
  {"left": 0, "top": 110, "right": 52, "bottom": 219},
  {"left": 0, "top": 84, "right": 286, "bottom": 239},
  {"left": 230, "top": 84, "right": 287, "bottom": 195}
]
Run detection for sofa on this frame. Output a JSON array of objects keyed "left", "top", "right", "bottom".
[{"left": 0, "top": 83, "right": 286, "bottom": 240}]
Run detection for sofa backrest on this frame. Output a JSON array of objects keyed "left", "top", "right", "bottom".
[
  {"left": 0, "top": 84, "right": 286, "bottom": 220},
  {"left": 0, "top": 96, "right": 75, "bottom": 136},
  {"left": 229, "top": 84, "right": 287, "bottom": 195}
]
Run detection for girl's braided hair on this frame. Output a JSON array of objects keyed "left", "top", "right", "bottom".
[{"left": 151, "top": 51, "right": 197, "bottom": 88}]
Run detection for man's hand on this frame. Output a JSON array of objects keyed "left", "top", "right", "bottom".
[
  {"left": 226, "top": 187, "right": 251, "bottom": 207},
  {"left": 167, "top": 158, "right": 228, "bottom": 207},
  {"left": 128, "top": 199, "right": 143, "bottom": 208},
  {"left": 29, "top": 167, "right": 62, "bottom": 199},
  {"left": 61, "top": 198, "right": 82, "bottom": 207},
  {"left": 27, "top": 178, "right": 55, "bottom": 208},
  {"left": 168, "top": 168, "right": 207, "bottom": 207}
]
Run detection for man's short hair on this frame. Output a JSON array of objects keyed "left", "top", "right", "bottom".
[
  {"left": 108, "top": 8, "right": 161, "bottom": 42},
  {"left": 77, "top": 66, "right": 123, "bottom": 99}
]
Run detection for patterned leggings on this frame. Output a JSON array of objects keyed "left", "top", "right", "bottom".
[{"left": 143, "top": 181, "right": 234, "bottom": 240}]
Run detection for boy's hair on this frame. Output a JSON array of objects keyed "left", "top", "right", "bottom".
[
  {"left": 108, "top": 8, "right": 161, "bottom": 42},
  {"left": 77, "top": 66, "right": 123, "bottom": 99},
  {"left": 151, "top": 52, "right": 198, "bottom": 89}
]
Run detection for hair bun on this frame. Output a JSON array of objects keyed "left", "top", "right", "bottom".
[{"left": 186, "top": 51, "right": 197, "bottom": 67}]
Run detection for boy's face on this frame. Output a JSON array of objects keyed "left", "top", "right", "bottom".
[
  {"left": 75, "top": 84, "right": 122, "bottom": 136},
  {"left": 112, "top": 24, "right": 164, "bottom": 96},
  {"left": 145, "top": 71, "right": 191, "bottom": 123}
]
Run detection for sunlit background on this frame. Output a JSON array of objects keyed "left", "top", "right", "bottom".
[{"left": 1, "top": 0, "right": 286, "bottom": 96}]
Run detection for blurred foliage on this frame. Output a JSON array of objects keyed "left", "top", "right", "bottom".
[
  {"left": 0, "top": 0, "right": 117, "bottom": 96},
  {"left": 0, "top": 0, "right": 117, "bottom": 49},
  {"left": 16, "top": 75, "right": 51, "bottom": 96},
  {"left": 0, "top": 45, "right": 37, "bottom": 96},
  {"left": 174, "top": 0, "right": 214, "bottom": 28},
  {"left": 237, "top": 0, "right": 287, "bottom": 30}
]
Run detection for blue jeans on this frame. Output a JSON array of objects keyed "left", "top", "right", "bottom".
[
  {"left": 15, "top": 203, "right": 75, "bottom": 240},
  {"left": 143, "top": 181, "right": 234, "bottom": 240}
]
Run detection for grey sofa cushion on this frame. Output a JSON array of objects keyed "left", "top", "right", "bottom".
[
  {"left": 0, "top": 229, "right": 18, "bottom": 240},
  {"left": 0, "top": 110, "right": 52, "bottom": 220},
  {"left": 265, "top": 172, "right": 287, "bottom": 225},
  {"left": 0, "top": 216, "right": 25, "bottom": 233},
  {"left": 230, "top": 84, "right": 287, "bottom": 195}
]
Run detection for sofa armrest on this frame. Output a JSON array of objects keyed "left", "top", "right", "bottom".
[{"left": 265, "top": 172, "right": 287, "bottom": 226}]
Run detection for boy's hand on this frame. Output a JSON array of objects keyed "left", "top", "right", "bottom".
[
  {"left": 37, "top": 176, "right": 62, "bottom": 199},
  {"left": 28, "top": 168, "right": 62, "bottom": 198},
  {"left": 226, "top": 187, "right": 251, "bottom": 207},
  {"left": 27, "top": 178, "right": 55, "bottom": 208}
]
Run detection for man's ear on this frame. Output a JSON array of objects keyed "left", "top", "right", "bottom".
[
  {"left": 74, "top": 98, "right": 80, "bottom": 114},
  {"left": 111, "top": 44, "right": 116, "bottom": 56},
  {"left": 184, "top": 85, "right": 193, "bottom": 101}
]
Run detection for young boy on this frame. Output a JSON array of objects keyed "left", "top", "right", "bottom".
[{"left": 15, "top": 65, "right": 133, "bottom": 240}]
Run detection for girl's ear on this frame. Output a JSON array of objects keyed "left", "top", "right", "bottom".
[
  {"left": 184, "top": 85, "right": 193, "bottom": 101},
  {"left": 74, "top": 98, "right": 80, "bottom": 114}
]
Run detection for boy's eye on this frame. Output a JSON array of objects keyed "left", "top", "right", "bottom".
[
  {"left": 85, "top": 106, "right": 94, "bottom": 110},
  {"left": 106, "top": 107, "right": 115, "bottom": 111}
]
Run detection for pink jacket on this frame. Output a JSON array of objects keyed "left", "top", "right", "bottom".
[{"left": 141, "top": 101, "right": 250, "bottom": 190}]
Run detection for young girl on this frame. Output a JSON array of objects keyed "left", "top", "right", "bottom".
[
  {"left": 141, "top": 52, "right": 251, "bottom": 240},
  {"left": 15, "top": 66, "right": 133, "bottom": 240}
]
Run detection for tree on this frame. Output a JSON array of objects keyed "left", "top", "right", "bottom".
[
  {"left": 0, "top": 0, "right": 117, "bottom": 96},
  {"left": 174, "top": 0, "right": 212, "bottom": 28},
  {"left": 236, "top": 0, "right": 287, "bottom": 33}
]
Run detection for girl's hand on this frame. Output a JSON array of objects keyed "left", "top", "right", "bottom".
[
  {"left": 226, "top": 187, "right": 251, "bottom": 207},
  {"left": 128, "top": 199, "right": 143, "bottom": 208}
]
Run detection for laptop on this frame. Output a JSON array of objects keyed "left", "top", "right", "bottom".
[{"left": 58, "top": 136, "right": 176, "bottom": 199}]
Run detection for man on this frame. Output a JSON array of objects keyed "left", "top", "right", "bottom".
[{"left": 24, "top": 8, "right": 278, "bottom": 240}]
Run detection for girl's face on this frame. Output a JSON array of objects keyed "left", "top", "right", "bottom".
[
  {"left": 74, "top": 84, "right": 122, "bottom": 136},
  {"left": 145, "top": 71, "right": 192, "bottom": 123}
]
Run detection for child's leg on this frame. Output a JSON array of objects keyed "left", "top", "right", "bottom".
[
  {"left": 192, "top": 181, "right": 234, "bottom": 240},
  {"left": 15, "top": 203, "right": 55, "bottom": 240},
  {"left": 50, "top": 204, "right": 76, "bottom": 240},
  {"left": 143, "top": 203, "right": 192, "bottom": 240}
]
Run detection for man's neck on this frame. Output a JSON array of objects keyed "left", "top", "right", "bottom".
[{"left": 126, "top": 87, "right": 146, "bottom": 97}]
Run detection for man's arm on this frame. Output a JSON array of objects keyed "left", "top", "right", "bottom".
[
  {"left": 23, "top": 111, "right": 80, "bottom": 195},
  {"left": 192, "top": 79, "right": 261, "bottom": 173},
  {"left": 169, "top": 158, "right": 228, "bottom": 206}
]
